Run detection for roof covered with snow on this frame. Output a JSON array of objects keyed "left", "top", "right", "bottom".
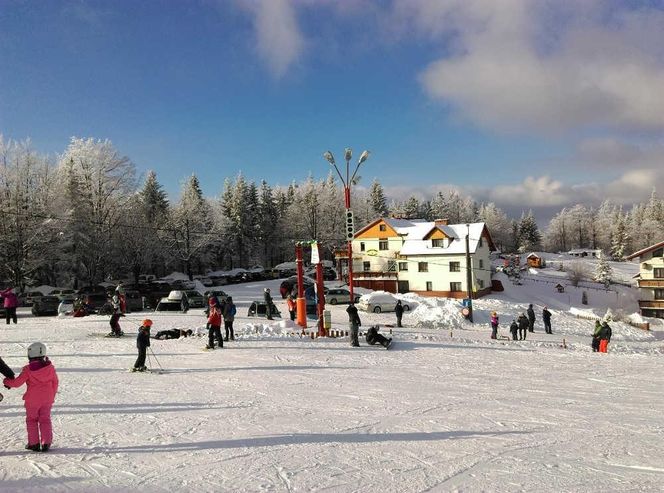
[
  {"left": 400, "top": 222, "right": 490, "bottom": 256},
  {"left": 625, "top": 240, "right": 664, "bottom": 260}
]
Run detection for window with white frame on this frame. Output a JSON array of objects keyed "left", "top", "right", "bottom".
[
  {"left": 418, "top": 262, "right": 428, "bottom": 272},
  {"left": 387, "top": 260, "right": 396, "bottom": 272},
  {"left": 432, "top": 238, "right": 444, "bottom": 247},
  {"left": 398, "top": 262, "right": 408, "bottom": 271},
  {"left": 379, "top": 239, "right": 388, "bottom": 250},
  {"left": 360, "top": 242, "right": 365, "bottom": 252},
  {"left": 450, "top": 282, "right": 462, "bottom": 291},
  {"left": 363, "top": 261, "right": 371, "bottom": 272},
  {"left": 449, "top": 261, "right": 460, "bottom": 272}
]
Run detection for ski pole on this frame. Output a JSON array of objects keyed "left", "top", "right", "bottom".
[
  {"left": 146, "top": 350, "right": 153, "bottom": 371},
  {"left": 149, "top": 347, "right": 163, "bottom": 371}
]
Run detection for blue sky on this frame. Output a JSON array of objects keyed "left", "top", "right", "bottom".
[{"left": 1, "top": 0, "right": 663, "bottom": 218}]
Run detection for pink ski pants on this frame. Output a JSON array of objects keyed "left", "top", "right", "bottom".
[{"left": 25, "top": 403, "right": 53, "bottom": 445}]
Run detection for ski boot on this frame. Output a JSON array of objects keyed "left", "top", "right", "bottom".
[
  {"left": 25, "top": 444, "right": 40, "bottom": 452},
  {"left": 41, "top": 443, "right": 50, "bottom": 452}
]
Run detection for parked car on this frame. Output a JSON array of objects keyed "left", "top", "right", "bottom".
[
  {"left": 78, "top": 285, "right": 107, "bottom": 295},
  {"left": 326, "top": 288, "right": 360, "bottom": 305},
  {"left": 124, "top": 290, "right": 144, "bottom": 312},
  {"left": 247, "top": 300, "right": 281, "bottom": 318},
  {"left": 84, "top": 293, "right": 110, "bottom": 312},
  {"left": 357, "top": 292, "right": 411, "bottom": 313},
  {"left": 183, "top": 290, "right": 206, "bottom": 308},
  {"left": 51, "top": 289, "right": 77, "bottom": 300},
  {"left": 32, "top": 295, "right": 60, "bottom": 316},
  {"left": 155, "top": 297, "right": 184, "bottom": 312},
  {"left": 208, "top": 275, "right": 228, "bottom": 286},
  {"left": 279, "top": 276, "right": 315, "bottom": 299},
  {"left": 204, "top": 289, "right": 229, "bottom": 304},
  {"left": 25, "top": 291, "right": 46, "bottom": 306}
]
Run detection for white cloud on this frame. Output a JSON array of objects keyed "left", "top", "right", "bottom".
[
  {"left": 403, "top": 1, "right": 664, "bottom": 133},
  {"left": 243, "top": 0, "right": 305, "bottom": 78}
]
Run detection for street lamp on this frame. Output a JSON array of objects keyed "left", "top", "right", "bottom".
[{"left": 323, "top": 148, "right": 371, "bottom": 302}]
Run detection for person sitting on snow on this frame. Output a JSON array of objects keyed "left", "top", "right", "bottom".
[
  {"left": 365, "top": 325, "right": 392, "bottom": 349},
  {"left": 155, "top": 328, "right": 193, "bottom": 340}
]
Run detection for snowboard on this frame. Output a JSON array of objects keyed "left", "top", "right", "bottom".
[{"left": 127, "top": 367, "right": 164, "bottom": 374}]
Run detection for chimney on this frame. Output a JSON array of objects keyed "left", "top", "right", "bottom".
[{"left": 434, "top": 218, "right": 449, "bottom": 226}]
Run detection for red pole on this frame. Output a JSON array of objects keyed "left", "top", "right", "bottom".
[
  {"left": 316, "top": 242, "right": 325, "bottom": 337},
  {"left": 295, "top": 243, "right": 307, "bottom": 328},
  {"left": 344, "top": 185, "right": 354, "bottom": 302}
]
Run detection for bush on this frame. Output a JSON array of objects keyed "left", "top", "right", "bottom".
[{"left": 565, "top": 262, "right": 590, "bottom": 287}]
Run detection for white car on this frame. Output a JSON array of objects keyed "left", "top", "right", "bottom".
[{"left": 356, "top": 292, "right": 411, "bottom": 313}]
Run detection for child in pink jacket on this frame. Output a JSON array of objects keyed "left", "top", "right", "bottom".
[{"left": 3, "top": 342, "right": 59, "bottom": 452}]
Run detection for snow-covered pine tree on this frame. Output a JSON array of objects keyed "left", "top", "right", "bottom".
[
  {"left": 403, "top": 196, "right": 420, "bottom": 219},
  {"left": 518, "top": 210, "right": 541, "bottom": 253},
  {"left": 610, "top": 208, "right": 629, "bottom": 261},
  {"left": 368, "top": 179, "right": 388, "bottom": 218},
  {"left": 594, "top": 254, "right": 612, "bottom": 289}
]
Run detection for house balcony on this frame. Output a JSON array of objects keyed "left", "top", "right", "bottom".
[
  {"left": 353, "top": 271, "right": 398, "bottom": 279},
  {"left": 638, "top": 279, "right": 664, "bottom": 288},
  {"left": 638, "top": 300, "right": 664, "bottom": 309}
]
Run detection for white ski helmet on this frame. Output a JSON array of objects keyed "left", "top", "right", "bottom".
[{"left": 27, "top": 342, "right": 47, "bottom": 359}]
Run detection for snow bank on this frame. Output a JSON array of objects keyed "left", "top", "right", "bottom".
[{"left": 408, "top": 296, "right": 469, "bottom": 330}]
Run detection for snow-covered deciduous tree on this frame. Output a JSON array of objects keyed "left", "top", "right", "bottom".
[
  {"left": 168, "top": 174, "right": 213, "bottom": 279},
  {"left": 478, "top": 202, "right": 511, "bottom": 252},
  {"left": 566, "top": 261, "right": 589, "bottom": 287}
]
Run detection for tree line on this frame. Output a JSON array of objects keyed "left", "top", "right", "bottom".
[{"left": 1, "top": 136, "right": 661, "bottom": 290}]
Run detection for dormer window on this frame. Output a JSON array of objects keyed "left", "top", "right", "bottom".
[{"left": 432, "top": 239, "right": 444, "bottom": 248}]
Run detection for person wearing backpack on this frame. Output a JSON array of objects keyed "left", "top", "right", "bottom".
[{"left": 223, "top": 296, "right": 236, "bottom": 341}]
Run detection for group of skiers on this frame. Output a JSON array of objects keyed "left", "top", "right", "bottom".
[
  {"left": 592, "top": 320, "right": 612, "bottom": 353},
  {"left": 204, "top": 293, "right": 237, "bottom": 350},
  {"left": 494, "top": 304, "right": 552, "bottom": 341}
]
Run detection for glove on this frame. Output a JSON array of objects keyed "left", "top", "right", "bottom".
[{"left": 4, "top": 385, "right": 10, "bottom": 390}]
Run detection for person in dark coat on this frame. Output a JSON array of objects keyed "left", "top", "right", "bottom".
[
  {"left": 395, "top": 300, "right": 404, "bottom": 328},
  {"left": 365, "top": 325, "right": 392, "bottom": 349},
  {"left": 223, "top": 297, "right": 236, "bottom": 341},
  {"left": 509, "top": 320, "right": 519, "bottom": 341},
  {"left": 0, "top": 356, "right": 15, "bottom": 379},
  {"left": 346, "top": 302, "right": 361, "bottom": 347},
  {"left": 264, "top": 288, "right": 274, "bottom": 320},
  {"left": 542, "top": 306, "right": 552, "bottom": 334},
  {"left": 286, "top": 295, "right": 296, "bottom": 321},
  {"left": 526, "top": 304, "right": 536, "bottom": 332},
  {"left": 517, "top": 313, "right": 529, "bottom": 340},
  {"left": 132, "top": 319, "right": 152, "bottom": 372},
  {"left": 599, "top": 321, "right": 612, "bottom": 353}
]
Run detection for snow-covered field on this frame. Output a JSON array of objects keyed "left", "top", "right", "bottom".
[{"left": 2, "top": 269, "right": 664, "bottom": 492}]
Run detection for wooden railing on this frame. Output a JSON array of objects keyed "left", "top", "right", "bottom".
[
  {"left": 638, "top": 279, "right": 664, "bottom": 288},
  {"left": 638, "top": 300, "right": 664, "bottom": 308},
  {"left": 353, "top": 271, "right": 398, "bottom": 278}
]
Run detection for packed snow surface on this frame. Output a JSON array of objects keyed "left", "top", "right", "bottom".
[{"left": 1, "top": 275, "right": 664, "bottom": 492}]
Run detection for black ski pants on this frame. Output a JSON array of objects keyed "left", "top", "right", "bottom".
[
  {"left": 519, "top": 328, "right": 527, "bottom": 340},
  {"left": 134, "top": 346, "right": 147, "bottom": 369},
  {"left": 5, "top": 307, "right": 17, "bottom": 324},
  {"left": 544, "top": 320, "right": 552, "bottom": 334},
  {"left": 224, "top": 320, "right": 234, "bottom": 341},
  {"left": 396, "top": 313, "right": 403, "bottom": 328},
  {"left": 208, "top": 324, "right": 223, "bottom": 348}
]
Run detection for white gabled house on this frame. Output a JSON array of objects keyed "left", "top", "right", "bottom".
[
  {"left": 350, "top": 218, "right": 496, "bottom": 298},
  {"left": 625, "top": 240, "right": 664, "bottom": 319}
]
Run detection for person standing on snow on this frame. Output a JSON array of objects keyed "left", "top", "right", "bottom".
[
  {"left": 132, "top": 319, "right": 152, "bottom": 372},
  {"left": 510, "top": 320, "right": 519, "bottom": 341},
  {"left": 263, "top": 288, "right": 274, "bottom": 320},
  {"left": 223, "top": 296, "right": 236, "bottom": 341},
  {"left": 206, "top": 298, "right": 223, "bottom": 349},
  {"left": 542, "top": 306, "right": 552, "bottom": 334},
  {"left": 517, "top": 313, "right": 529, "bottom": 340},
  {"left": 527, "top": 304, "right": 536, "bottom": 332},
  {"left": 490, "top": 311, "right": 499, "bottom": 339},
  {"left": 598, "top": 321, "right": 612, "bottom": 353},
  {"left": 346, "top": 302, "right": 361, "bottom": 347},
  {"left": 286, "top": 295, "right": 296, "bottom": 322},
  {"left": 591, "top": 320, "right": 602, "bottom": 352},
  {"left": 108, "top": 295, "right": 123, "bottom": 337},
  {"left": 115, "top": 282, "right": 126, "bottom": 314},
  {"left": 395, "top": 300, "right": 404, "bottom": 328},
  {"left": 1, "top": 287, "right": 19, "bottom": 324},
  {"left": 3, "top": 342, "right": 59, "bottom": 452}
]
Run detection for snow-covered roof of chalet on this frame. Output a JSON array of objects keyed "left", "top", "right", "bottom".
[
  {"left": 382, "top": 218, "right": 428, "bottom": 234},
  {"left": 625, "top": 240, "right": 664, "bottom": 260},
  {"left": 400, "top": 222, "right": 493, "bottom": 256}
]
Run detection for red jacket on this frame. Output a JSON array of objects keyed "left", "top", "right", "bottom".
[
  {"left": 4, "top": 358, "right": 59, "bottom": 406},
  {"left": 208, "top": 306, "right": 221, "bottom": 327}
]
